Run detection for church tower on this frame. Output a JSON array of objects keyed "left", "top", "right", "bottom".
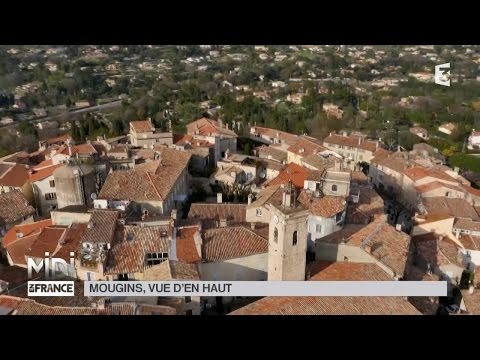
[{"left": 266, "top": 181, "right": 309, "bottom": 281}]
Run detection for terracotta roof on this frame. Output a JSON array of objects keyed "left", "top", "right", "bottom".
[
  {"left": 346, "top": 187, "right": 385, "bottom": 224},
  {"left": 321, "top": 218, "right": 412, "bottom": 277},
  {"left": 287, "top": 136, "right": 328, "bottom": 157},
  {"left": 4, "top": 231, "right": 42, "bottom": 266},
  {"left": 250, "top": 126, "right": 298, "bottom": 145},
  {"left": 0, "top": 264, "right": 29, "bottom": 290},
  {"left": 256, "top": 146, "right": 287, "bottom": 162},
  {"left": 143, "top": 260, "right": 200, "bottom": 281},
  {"left": 105, "top": 225, "right": 171, "bottom": 275},
  {"left": 458, "top": 234, "right": 480, "bottom": 251},
  {"left": 188, "top": 203, "right": 246, "bottom": 223},
  {"left": 0, "top": 164, "right": 29, "bottom": 187},
  {"left": 203, "top": 226, "right": 268, "bottom": 262},
  {"left": 33, "top": 159, "right": 53, "bottom": 169},
  {"left": 187, "top": 118, "right": 237, "bottom": 138},
  {"left": 404, "top": 167, "right": 457, "bottom": 183},
  {"left": 323, "top": 133, "right": 380, "bottom": 153},
  {"left": 462, "top": 184, "right": 480, "bottom": 197},
  {"left": 130, "top": 119, "right": 154, "bottom": 133},
  {"left": 0, "top": 163, "right": 13, "bottom": 177},
  {"left": 415, "top": 181, "right": 464, "bottom": 194},
  {"left": 0, "top": 295, "right": 135, "bottom": 315},
  {"left": 174, "top": 134, "right": 212, "bottom": 148},
  {"left": 99, "top": 148, "right": 190, "bottom": 202},
  {"left": 2, "top": 219, "right": 52, "bottom": 247},
  {"left": 52, "top": 223, "right": 87, "bottom": 261},
  {"left": 412, "top": 234, "right": 462, "bottom": 267},
  {"left": 26, "top": 227, "right": 66, "bottom": 259},
  {"left": 0, "top": 191, "right": 35, "bottom": 226},
  {"left": 176, "top": 225, "right": 202, "bottom": 263},
  {"left": 58, "top": 143, "right": 97, "bottom": 156},
  {"left": 29, "top": 164, "right": 63, "bottom": 182},
  {"left": 265, "top": 163, "right": 309, "bottom": 189},
  {"left": 230, "top": 262, "right": 420, "bottom": 315},
  {"left": 248, "top": 185, "right": 282, "bottom": 209},
  {"left": 351, "top": 170, "right": 369, "bottom": 185},
  {"left": 454, "top": 218, "right": 480, "bottom": 233},
  {"left": 298, "top": 191, "right": 347, "bottom": 218},
  {"left": 301, "top": 154, "right": 337, "bottom": 171},
  {"left": 422, "top": 197, "right": 480, "bottom": 220},
  {"left": 80, "top": 209, "right": 119, "bottom": 245}
]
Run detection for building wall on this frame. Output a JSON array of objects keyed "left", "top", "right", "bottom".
[
  {"left": 246, "top": 204, "right": 271, "bottom": 224},
  {"left": 199, "top": 253, "right": 268, "bottom": 281},
  {"left": 32, "top": 176, "right": 58, "bottom": 216},
  {"left": 307, "top": 215, "right": 343, "bottom": 251},
  {"left": 459, "top": 249, "right": 480, "bottom": 270},
  {"left": 411, "top": 217, "right": 455, "bottom": 238},
  {"left": 51, "top": 211, "right": 92, "bottom": 226},
  {"left": 324, "top": 143, "right": 375, "bottom": 164},
  {"left": 322, "top": 179, "right": 350, "bottom": 197},
  {"left": 75, "top": 263, "right": 107, "bottom": 281}
]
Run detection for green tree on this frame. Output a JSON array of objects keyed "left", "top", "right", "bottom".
[{"left": 243, "top": 142, "right": 252, "bottom": 155}]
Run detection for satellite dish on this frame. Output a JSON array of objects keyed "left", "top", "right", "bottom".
[{"left": 90, "top": 193, "right": 97, "bottom": 200}]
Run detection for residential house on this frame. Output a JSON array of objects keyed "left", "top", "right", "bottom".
[
  {"left": 287, "top": 135, "right": 340, "bottom": 166},
  {"left": 0, "top": 191, "right": 35, "bottom": 238},
  {"left": 186, "top": 118, "right": 237, "bottom": 165},
  {"left": 411, "top": 143, "right": 445, "bottom": 165},
  {"left": 173, "top": 134, "right": 214, "bottom": 173},
  {"left": 216, "top": 154, "right": 260, "bottom": 184},
  {"left": 323, "top": 131, "right": 382, "bottom": 165},
  {"left": 438, "top": 122, "right": 458, "bottom": 135},
  {"left": 255, "top": 145, "right": 287, "bottom": 164},
  {"left": 129, "top": 118, "right": 173, "bottom": 148},
  {"left": 410, "top": 126, "right": 429, "bottom": 140},
  {"left": 29, "top": 161, "right": 63, "bottom": 216},
  {"left": 346, "top": 187, "right": 385, "bottom": 225},
  {"left": 322, "top": 103, "right": 344, "bottom": 119},
  {"left": 38, "top": 134, "right": 73, "bottom": 150},
  {"left": 95, "top": 148, "right": 191, "bottom": 216},
  {"left": 249, "top": 126, "right": 298, "bottom": 147},
  {"left": 317, "top": 216, "right": 413, "bottom": 280},
  {"left": 264, "top": 163, "right": 311, "bottom": 189},
  {"left": 188, "top": 203, "right": 246, "bottom": 228},
  {"left": 211, "top": 165, "right": 246, "bottom": 186},
  {"left": 0, "top": 163, "right": 33, "bottom": 204},
  {"left": 230, "top": 261, "right": 420, "bottom": 315}
]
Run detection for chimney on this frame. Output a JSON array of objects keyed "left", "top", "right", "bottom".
[
  {"left": 469, "top": 285, "right": 475, "bottom": 294},
  {"left": 250, "top": 222, "right": 256, "bottom": 230},
  {"left": 395, "top": 223, "right": 402, "bottom": 232},
  {"left": 219, "top": 218, "right": 228, "bottom": 227},
  {"left": 454, "top": 166, "right": 459, "bottom": 175},
  {"left": 193, "top": 229, "right": 203, "bottom": 258},
  {"left": 358, "top": 137, "right": 362, "bottom": 145},
  {"left": 247, "top": 194, "right": 253, "bottom": 205},
  {"left": 217, "top": 193, "right": 223, "bottom": 204},
  {"left": 68, "top": 144, "right": 72, "bottom": 156},
  {"left": 15, "top": 230, "right": 24, "bottom": 239}
]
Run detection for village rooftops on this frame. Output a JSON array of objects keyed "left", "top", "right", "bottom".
[
  {"left": 298, "top": 190, "right": 347, "bottom": 218},
  {"left": 0, "top": 164, "right": 30, "bottom": 188},
  {"left": 265, "top": 163, "right": 310, "bottom": 189},
  {"left": 346, "top": 187, "right": 385, "bottom": 224},
  {"left": 187, "top": 117, "right": 237, "bottom": 138},
  {"left": 250, "top": 126, "right": 298, "bottom": 145},
  {"left": 203, "top": 226, "right": 268, "bottom": 262},
  {"left": 256, "top": 145, "right": 287, "bottom": 163},
  {"left": 0, "top": 191, "right": 35, "bottom": 226},
  {"left": 29, "top": 163, "right": 63, "bottom": 182},
  {"left": 323, "top": 132, "right": 381, "bottom": 153},
  {"left": 175, "top": 225, "right": 202, "bottom": 263},
  {"left": 98, "top": 148, "right": 191, "bottom": 202},
  {"left": 287, "top": 135, "right": 329, "bottom": 157},
  {"left": 229, "top": 262, "right": 420, "bottom": 315},
  {"left": 143, "top": 260, "right": 200, "bottom": 281},
  {"left": 421, "top": 197, "right": 480, "bottom": 220},
  {"left": 130, "top": 119, "right": 155, "bottom": 133},
  {"left": 80, "top": 209, "right": 120, "bottom": 245},
  {"left": 188, "top": 203, "right": 246, "bottom": 224},
  {"left": 174, "top": 134, "right": 213, "bottom": 148},
  {"left": 105, "top": 225, "right": 171, "bottom": 275}
]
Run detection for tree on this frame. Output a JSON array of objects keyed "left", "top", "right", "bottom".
[{"left": 243, "top": 142, "right": 252, "bottom": 155}]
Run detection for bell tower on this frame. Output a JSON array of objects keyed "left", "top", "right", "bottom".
[{"left": 267, "top": 181, "right": 309, "bottom": 281}]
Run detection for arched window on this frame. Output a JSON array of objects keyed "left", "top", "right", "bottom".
[
  {"left": 274, "top": 228, "right": 278, "bottom": 243},
  {"left": 293, "top": 231, "right": 298, "bottom": 246},
  {"left": 332, "top": 184, "right": 337, "bottom": 192}
]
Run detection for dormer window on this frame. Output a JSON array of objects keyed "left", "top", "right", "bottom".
[{"left": 332, "top": 184, "right": 337, "bottom": 192}]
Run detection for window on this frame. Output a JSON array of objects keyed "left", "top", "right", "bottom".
[
  {"left": 146, "top": 252, "right": 169, "bottom": 266},
  {"left": 336, "top": 212, "right": 343, "bottom": 223},
  {"left": 316, "top": 224, "right": 322, "bottom": 233},
  {"left": 44, "top": 193, "right": 57, "bottom": 200},
  {"left": 446, "top": 191, "right": 450, "bottom": 197},
  {"left": 256, "top": 208, "right": 262, "bottom": 217},
  {"left": 49, "top": 180, "right": 55, "bottom": 188},
  {"left": 118, "top": 273, "right": 129, "bottom": 281},
  {"left": 274, "top": 227, "right": 278, "bottom": 243},
  {"left": 293, "top": 231, "right": 298, "bottom": 246},
  {"left": 185, "top": 296, "right": 191, "bottom": 303},
  {"left": 331, "top": 184, "right": 337, "bottom": 192}
]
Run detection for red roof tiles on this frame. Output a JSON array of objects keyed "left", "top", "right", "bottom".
[
  {"left": 0, "top": 164, "right": 29, "bottom": 187},
  {"left": 187, "top": 118, "right": 237, "bottom": 138},
  {"left": 29, "top": 164, "right": 63, "bottom": 182},
  {"left": 176, "top": 226, "right": 202, "bottom": 263},
  {"left": 130, "top": 119, "right": 154, "bottom": 133},
  {"left": 265, "top": 163, "right": 309, "bottom": 189},
  {"left": 0, "top": 191, "right": 35, "bottom": 226}
]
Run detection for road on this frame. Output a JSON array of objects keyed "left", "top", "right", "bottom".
[{"left": 1, "top": 100, "right": 125, "bottom": 129}]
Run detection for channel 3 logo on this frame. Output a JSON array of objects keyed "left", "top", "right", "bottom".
[{"left": 435, "top": 63, "right": 450, "bottom": 87}]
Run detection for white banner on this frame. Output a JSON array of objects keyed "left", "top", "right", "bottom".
[{"left": 84, "top": 281, "right": 447, "bottom": 297}]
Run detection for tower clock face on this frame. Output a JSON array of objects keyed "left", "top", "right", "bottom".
[{"left": 274, "top": 215, "right": 279, "bottom": 224}]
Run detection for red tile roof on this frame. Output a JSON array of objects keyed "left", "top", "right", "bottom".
[
  {"left": 454, "top": 218, "right": 480, "bottom": 233},
  {"left": 45, "top": 134, "right": 72, "bottom": 145},
  {"left": 458, "top": 234, "right": 480, "bottom": 250},
  {"left": 25, "top": 226, "right": 66, "bottom": 259},
  {"left": 0, "top": 191, "right": 35, "bottom": 226},
  {"left": 203, "top": 226, "right": 268, "bottom": 262},
  {"left": 422, "top": 197, "right": 480, "bottom": 220},
  {"left": 58, "top": 143, "right": 97, "bottom": 156},
  {"left": 187, "top": 118, "right": 237, "bottom": 138},
  {"left": 415, "top": 181, "right": 463, "bottom": 194},
  {"left": 80, "top": 209, "right": 119, "bottom": 245},
  {"left": 0, "top": 164, "right": 29, "bottom": 187},
  {"left": 404, "top": 167, "right": 457, "bottom": 183},
  {"left": 143, "top": 260, "right": 200, "bottom": 281},
  {"left": 346, "top": 187, "right": 385, "bottom": 224},
  {"left": 174, "top": 134, "right": 212, "bottom": 148},
  {"left": 250, "top": 126, "right": 299, "bottom": 145},
  {"left": 33, "top": 159, "right": 53, "bottom": 169},
  {"left": 130, "top": 119, "right": 154, "bottom": 133},
  {"left": 265, "top": 163, "right": 309, "bottom": 189},
  {"left": 4, "top": 231, "right": 42, "bottom": 266},
  {"left": 176, "top": 226, "right": 202, "bottom": 263},
  {"left": 230, "top": 262, "right": 420, "bottom": 315},
  {"left": 188, "top": 203, "right": 246, "bottom": 223},
  {"left": 298, "top": 191, "right": 347, "bottom": 218},
  {"left": 287, "top": 136, "right": 328, "bottom": 157},
  {"left": 29, "top": 164, "right": 63, "bottom": 182},
  {"left": 0, "top": 295, "right": 136, "bottom": 315},
  {"left": 105, "top": 225, "right": 171, "bottom": 275},
  {"left": 323, "top": 133, "right": 380, "bottom": 153}
]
